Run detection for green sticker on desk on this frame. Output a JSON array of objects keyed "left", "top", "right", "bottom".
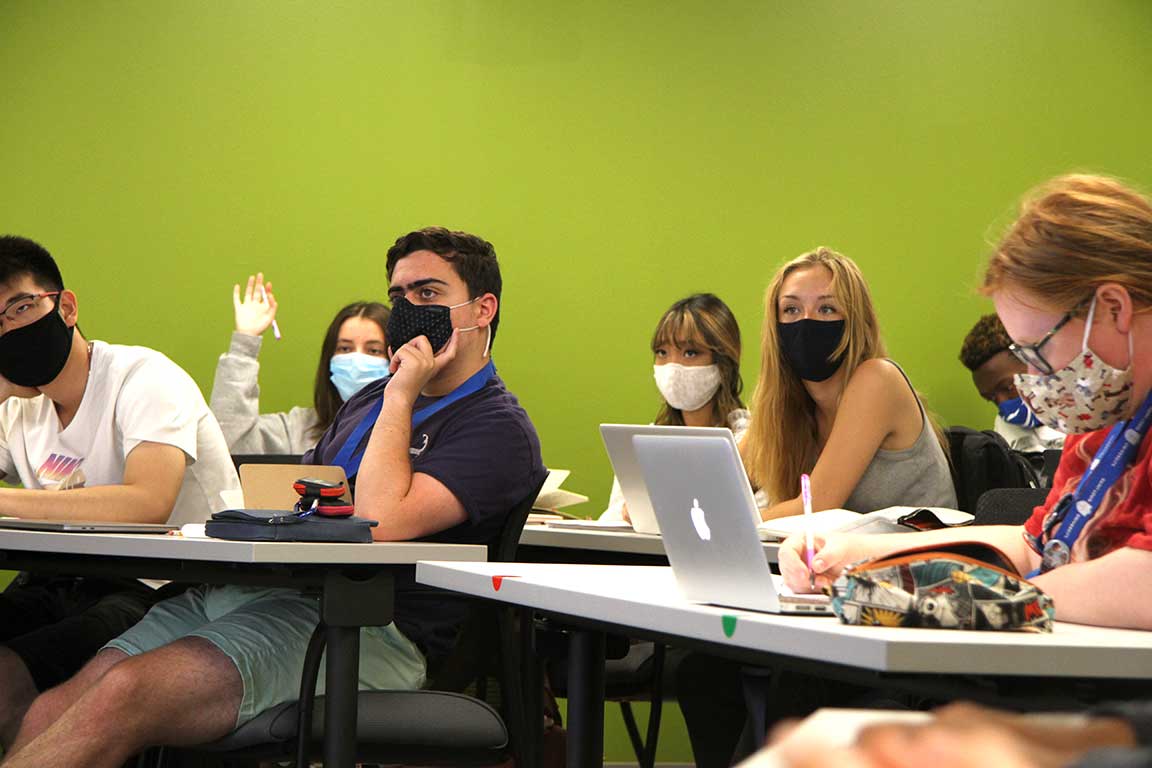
[{"left": 721, "top": 615, "right": 738, "bottom": 637}]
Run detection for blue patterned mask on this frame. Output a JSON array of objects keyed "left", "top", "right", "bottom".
[{"left": 997, "top": 397, "right": 1041, "bottom": 429}]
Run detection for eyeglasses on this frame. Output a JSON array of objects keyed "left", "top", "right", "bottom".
[
  {"left": 0, "top": 292, "right": 61, "bottom": 330},
  {"left": 1007, "top": 305, "right": 1082, "bottom": 375}
]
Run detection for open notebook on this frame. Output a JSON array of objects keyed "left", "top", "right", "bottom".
[{"left": 756, "top": 506, "right": 973, "bottom": 542}]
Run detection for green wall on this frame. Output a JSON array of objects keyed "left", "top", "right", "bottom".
[
  {"left": 3, "top": 1, "right": 1152, "bottom": 760},
  {"left": 3, "top": 1, "right": 1152, "bottom": 515}
]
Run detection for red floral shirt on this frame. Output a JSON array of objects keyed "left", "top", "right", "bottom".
[{"left": 1026, "top": 428, "right": 1152, "bottom": 560}]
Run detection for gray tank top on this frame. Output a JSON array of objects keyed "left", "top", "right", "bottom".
[{"left": 842, "top": 361, "right": 958, "bottom": 513}]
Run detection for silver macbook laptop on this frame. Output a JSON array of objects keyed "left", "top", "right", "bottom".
[
  {"left": 0, "top": 519, "right": 178, "bottom": 534},
  {"left": 631, "top": 432, "right": 832, "bottom": 615},
  {"left": 599, "top": 424, "right": 735, "bottom": 535}
]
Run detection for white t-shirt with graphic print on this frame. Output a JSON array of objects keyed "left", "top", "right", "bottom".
[{"left": 0, "top": 341, "right": 239, "bottom": 525}]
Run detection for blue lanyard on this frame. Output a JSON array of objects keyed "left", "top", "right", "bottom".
[
  {"left": 1032, "top": 390, "right": 1152, "bottom": 575},
  {"left": 331, "top": 361, "right": 495, "bottom": 479}
]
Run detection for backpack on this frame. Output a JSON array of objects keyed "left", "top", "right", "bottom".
[{"left": 945, "top": 426, "right": 1041, "bottom": 512}]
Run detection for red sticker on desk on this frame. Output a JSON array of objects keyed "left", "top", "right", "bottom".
[
  {"left": 721, "top": 615, "right": 738, "bottom": 638},
  {"left": 491, "top": 575, "right": 520, "bottom": 591}
]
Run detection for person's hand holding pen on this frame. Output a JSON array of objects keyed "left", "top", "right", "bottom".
[
  {"left": 778, "top": 530, "right": 877, "bottom": 593},
  {"left": 233, "top": 273, "right": 281, "bottom": 339}
]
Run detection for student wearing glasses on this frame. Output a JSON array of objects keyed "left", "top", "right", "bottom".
[
  {"left": 775, "top": 174, "right": 1152, "bottom": 768},
  {"left": 781, "top": 174, "right": 1152, "bottom": 632},
  {"left": 0, "top": 237, "right": 239, "bottom": 749},
  {"left": 209, "top": 272, "right": 391, "bottom": 454}
]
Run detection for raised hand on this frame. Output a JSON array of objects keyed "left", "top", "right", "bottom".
[{"left": 232, "top": 273, "right": 278, "bottom": 336}]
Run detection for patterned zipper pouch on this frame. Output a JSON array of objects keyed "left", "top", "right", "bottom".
[{"left": 829, "top": 542, "right": 1055, "bottom": 632}]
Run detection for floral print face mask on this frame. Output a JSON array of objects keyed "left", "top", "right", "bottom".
[{"left": 1013, "top": 297, "right": 1135, "bottom": 435}]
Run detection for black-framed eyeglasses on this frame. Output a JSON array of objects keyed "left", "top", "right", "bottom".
[
  {"left": 0, "top": 291, "right": 61, "bottom": 329},
  {"left": 1007, "top": 304, "right": 1083, "bottom": 375}
]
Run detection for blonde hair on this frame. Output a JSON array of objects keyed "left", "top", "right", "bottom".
[
  {"left": 651, "top": 293, "right": 744, "bottom": 426},
  {"left": 984, "top": 174, "right": 1152, "bottom": 312},
  {"left": 740, "top": 248, "right": 886, "bottom": 503}
]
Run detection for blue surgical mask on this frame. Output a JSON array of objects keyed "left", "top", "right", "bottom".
[
  {"left": 329, "top": 352, "right": 390, "bottom": 401},
  {"left": 997, "top": 396, "right": 1041, "bottom": 429}
]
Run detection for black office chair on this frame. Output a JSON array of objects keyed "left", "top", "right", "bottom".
[
  {"left": 946, "top": 426, "right": 1041, "bottom": 512},
  {"left": 974, "top": 487, "right": 1050, "bottom": 526},
  {"left": 156, "top": 479, "right": 544, "bottom": 768},
  {"left": 544, "top": 638, "right": 675, "bottom": 768}
]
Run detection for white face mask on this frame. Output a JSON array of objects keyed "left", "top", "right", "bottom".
[
  {"left": 653, "top": 363, "right": 722, "bottom": 412},
  {"left": 1013, "top": 297, "right": 1135, "bottom": 435}
]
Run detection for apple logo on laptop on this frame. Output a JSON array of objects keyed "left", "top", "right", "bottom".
[{"left": 690, "top": 498, "right": 711, "bottom": 541}]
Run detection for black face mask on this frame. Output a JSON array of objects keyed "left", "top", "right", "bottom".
[
  {"left": 0, "top": 304, "right": 75, "bottom": 387},
  {"left": 777, "top": 319, "right": 846, "bottom": 382},
  {"left": 386, "top": 296, "right": 458, "bottom": 354}
]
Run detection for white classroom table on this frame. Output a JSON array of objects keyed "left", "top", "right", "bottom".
[
  {"left": 519, "top": 523, "right": 781, "bottom": 563},
  {"left": 416, "top": 561, "right": 1152, "bottom": 768},
  {"left": 0, "top": 529, "right": 486, "bottom": 768}
]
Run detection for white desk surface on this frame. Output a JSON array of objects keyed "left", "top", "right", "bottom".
[
  {"left": 416, "top": 562, "right": 1152, "bottom": 679},
  {"left": 0, "top": 529, "right": 487, "bottom": 565},
  {"left": 519, "top": 524, "right": 781, "bottom": 562}
]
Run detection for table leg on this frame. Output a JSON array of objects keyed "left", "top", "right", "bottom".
[
  {"left": 519, "top": 607, "right": 543, "bottom": 768},
  {"left": 324, "top": 625, "right": 360, "bottom": 767},
  {"left": 567, "top": 628, "right": 606, "bottom": 768},
  {"left": 319, "top": 569, "right": 393, "bottom": 768}
]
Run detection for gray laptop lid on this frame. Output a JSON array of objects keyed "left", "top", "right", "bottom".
[
  {"left": 632, "top": 432, "right": 784, "bottom": 612},
  {"left": 599, "top": 424, "right": 734, "bottom": 535},
  {"left": 0, "top": 519, "right": 178, "bottom": 534}
]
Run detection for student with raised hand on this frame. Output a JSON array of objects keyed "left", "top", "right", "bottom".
[
  {"left": 4, "top": 227, "right": 547, "bottom": 768},
  {"left": 600, "top": 292, "right": 749, "bottom": 522},
  {"left": 741, "top": 246, "right": 955, "bottom": 520},
  {"left": 0, "top": 236, "right": 239, "bottom": 749},
  {"left": 781, "top": 175, "right": 1152, "bottom": 632},
  {"left": 959, "top": 313, "right": 1065, "bottom": 454},
  {"left": 209, "top": 271, "right": 391, "bottom": 454}
]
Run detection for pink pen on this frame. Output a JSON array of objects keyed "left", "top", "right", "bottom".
[{"left": 801, "top": 473, "right": 815, "bottom": 591}]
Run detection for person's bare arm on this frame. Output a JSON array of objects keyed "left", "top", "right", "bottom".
[
  {"left": 775, "top": 702, "right": 1138, "bottom": 768},
  {"left": 0, "top": 441, "right": 186, "bottom": 522},
  {"left": 1030, "top": 547, "right": 1152, "bottom": 629},
  {"left": 761, "top": 361, "right": 915, "bottom": 521},
  {"left": 353, "top": 332, "right": 469, "bottom": 541},
  {"left": 779, "top": 525, "right": 1039, "bottom": 593}
]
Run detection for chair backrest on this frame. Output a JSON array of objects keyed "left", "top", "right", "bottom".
[
  {"left": 490, "top": 478, "right": 547, "bottom": 563},
  {"left": 426, "top": 478, "right": 545, "bottom": 692},
  {"left": 946, "top": 426, "right": 1041, "bottom": 512},
  {"left": 974, "top": 487, "right": 1050, "bottom": 526}
]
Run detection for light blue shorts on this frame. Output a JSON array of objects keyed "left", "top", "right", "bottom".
[{"left": 105, "top": 584, "right": 427, "bottom": 726}]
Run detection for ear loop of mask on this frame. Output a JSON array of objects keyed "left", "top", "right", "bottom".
[
  {"left": 1079, "top": 296, "right": 1098, "bottom": 352},
  {"left": 1081, "top": 295, "right": 1135, "bottom": 370},
  {"left": 453, "top": 296, "right": 492, "bottom": 358}
]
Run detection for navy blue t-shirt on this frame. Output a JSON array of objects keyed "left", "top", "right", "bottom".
[{"left": 305, "top": 368, "right": 545, "bottom": 660}]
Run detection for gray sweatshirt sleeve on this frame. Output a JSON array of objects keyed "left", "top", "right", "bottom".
[{"left": 209, "top": 332, "right": 319, "bottom": 455}]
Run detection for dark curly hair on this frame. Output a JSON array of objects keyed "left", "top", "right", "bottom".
[
  {"left": 385, "top": 227, "right": 502, "bottom": 344},
  {"left": 959, "top": 313, "right": 1013, "bottom": 371}
]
